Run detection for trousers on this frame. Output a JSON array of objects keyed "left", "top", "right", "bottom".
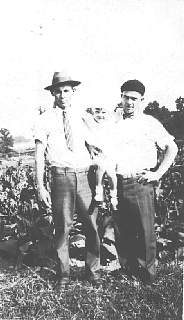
[
  {"left": 51, "top": 166, "right": 100, "bottom": 278},
  {"left": 114, "top": 175, "right": 157, "bottom": 279}
]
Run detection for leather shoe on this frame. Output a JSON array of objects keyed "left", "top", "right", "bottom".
[
  {"left": 137, "top": 267, "right": 156, "bottom": 286},
  {"left": 55, "top": 277, "right": 70, "bottom": 290},
  {"left": 85, "top": 271, "right": 101, "bottom": 285},
  {"left": 121, "top": 265, "right": 137, "bottom": 280}
]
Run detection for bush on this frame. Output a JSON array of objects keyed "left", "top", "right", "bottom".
[{"left": 0, "top": 143, "right": 183, "bottom": 267}]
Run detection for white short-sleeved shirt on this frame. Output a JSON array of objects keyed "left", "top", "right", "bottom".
[
  {"left": 115, "top": 114, "right": 175, "bottom": 175},
  {"left": 33, "top": 106, "right": 91, "bottom": 168}
]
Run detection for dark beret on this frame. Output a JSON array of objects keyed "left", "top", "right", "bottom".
[{"left": 120, "top": 79, "right": 145, "bottom": 96}]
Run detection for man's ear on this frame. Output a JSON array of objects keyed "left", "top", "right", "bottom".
[
  {"left": 141, "top": 97, "right": 144, "bottom": 101},
  {"left": 72, "top": 87, "right": 76, "bottom": 93}
]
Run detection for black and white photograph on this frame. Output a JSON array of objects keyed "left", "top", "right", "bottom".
[{"left": 0, "top": 0, "right": 183, "bottom": 319}]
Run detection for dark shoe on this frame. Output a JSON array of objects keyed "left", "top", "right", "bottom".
[
  {"left": 85, "top": 271, "right": 101, "bottom": 285},
  {"left": 121, "top": 264, "right": 138, "bottom": 281},
  {"left": 142, "top": 277, "right": 156, "bottom": 289},
  {"left": 137, "top": 268, "right": 156, "bottom": 288},
  {"left": 144, "top": 283, "right": 153, "bottom": 290},
  {"left": 55, "top": 277, "right": 70, "bottom": 290}
]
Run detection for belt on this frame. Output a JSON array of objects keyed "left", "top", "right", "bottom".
[
  {"left": 51, "top": 166, "right": 89, "bottom": 174},
  {"left": 122, "top": 174, "right": 141, "bottom": 179},
  {"left": 117, "top": 169, "right": 151, "bottom": 179},
  {"left": 117, "top": 173, "right": 143, "bottom": 182}
]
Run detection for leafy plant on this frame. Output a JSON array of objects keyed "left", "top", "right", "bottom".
[{"left": 0, "top": 142, "right": 183, "bottom": 266}]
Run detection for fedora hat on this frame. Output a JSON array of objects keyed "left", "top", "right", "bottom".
[{"left": 44, "top": 71, "right": 81, "bottom": 91}]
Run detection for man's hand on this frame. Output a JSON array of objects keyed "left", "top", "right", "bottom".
[
  {"left": 37, "top": 185, "right": 52, "bottom": 208},
  {"left": 137, "top": 170, "right": 160, "bottom": 184}
]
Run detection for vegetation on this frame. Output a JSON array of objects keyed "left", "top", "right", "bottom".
[
  {"left": 0, "top": 99, "right": 183, "bottom": 319},
  {"left": 0, "top": 150, "right": 183, "bottom": 264},
  {"left": 0, "top": 150, "right": 183, "bottom": 320},
  {"left": 0, "top": 128, "right": 14, "bottom": 156},
  {"left": 175, "top": 97, "right": 184, "bottom": 112},
  {"left": 144, "top": 98, "right": 184, "bottom": 139}
]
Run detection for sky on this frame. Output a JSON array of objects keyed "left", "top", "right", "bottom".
[{"left": 0, "top": 0, "right": 184, "bottom": 138}]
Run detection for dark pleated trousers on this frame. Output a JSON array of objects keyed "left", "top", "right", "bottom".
[{"left": 114, "top": 175, "right": 157, "bottom": 279}]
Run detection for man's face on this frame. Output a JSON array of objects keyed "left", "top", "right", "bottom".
[
  {"left": 121, "top": 90, "right": 144, "bottom": 118},
  {"left": 53, "top": 85, "right": 74, "bottom": 109}
]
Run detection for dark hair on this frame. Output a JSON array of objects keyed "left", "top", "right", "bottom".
[{"left": 121, "top": 79, "right": 145, "bottom": 96}]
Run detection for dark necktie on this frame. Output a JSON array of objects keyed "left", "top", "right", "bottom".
[{"left": 63, "top": 111, "right": 73, "bottom": 151}]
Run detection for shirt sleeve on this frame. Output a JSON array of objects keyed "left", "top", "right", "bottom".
[
  {"left": 32, "top": 113, "right": 49, "bottom": 148},
  {"left": 148, "top": 116, "right": 175, "bottom": 150}
]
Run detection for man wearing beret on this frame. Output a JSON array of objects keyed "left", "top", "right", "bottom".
[
  {"left": 34, "top": 72, "right": 100, "bottom": 288},
  {"left": 114, "top": 79, "right": 178, "bottom": 285}
]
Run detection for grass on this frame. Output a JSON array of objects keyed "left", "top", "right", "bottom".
[{"left": 0, "top": 255, "right": 183, "bottom": 320}]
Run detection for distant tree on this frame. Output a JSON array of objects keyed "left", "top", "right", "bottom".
[
  {"left": 166, "top": 110, "right": 184, "bottom": 138},
  {"left": 144, "top": 100, "right": 160, "bottom": 115},
  {"left": 175, "top": 97, "right": 184, "bottom": 112},
  {"left": 0, "top": 128, "right": 14, "bottom": 155},
  {"left": 144, "top": 101, "right": 171, "bottom": 126},
  {"left": 158, "top": 106, "right": 170, "bottom": 123},
  {"left": 144, "top": 98, "right": 184, "bottom": 139},
  {"left": 161, "top": 106, "right": 169, "bottom": 113}
]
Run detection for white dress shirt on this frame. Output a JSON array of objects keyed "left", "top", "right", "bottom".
[
  {"left": 115, "top": 114, "right": 175, "bottom": 176},
  {"left": 33, "top": 106, "right": 91, "bottom": 168}
]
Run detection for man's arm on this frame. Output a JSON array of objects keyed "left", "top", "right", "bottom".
[
  {"left": 35, "top": 140, "right": 51, "bottom": 208},
  {"left": 139, "top": 139, "right": 178, "bottom": 184}
]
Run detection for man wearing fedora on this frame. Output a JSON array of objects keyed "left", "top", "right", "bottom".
[
  {"left": 34, "top": 72, "right": 101, "bottom": 288},
  {"left": 113, "top": 79, "right": 178, "bottom": 286}
]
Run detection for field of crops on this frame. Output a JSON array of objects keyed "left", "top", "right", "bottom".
[
  {"left": 0, "top": 143, "right": 183, "bottom": 267},
  {"left": 0, "top": 147, "right": 183, "bottom": 320}
]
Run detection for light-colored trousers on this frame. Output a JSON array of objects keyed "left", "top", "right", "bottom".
[{"left": 51, "top": 166, "right": 100, "bottom": 278}]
